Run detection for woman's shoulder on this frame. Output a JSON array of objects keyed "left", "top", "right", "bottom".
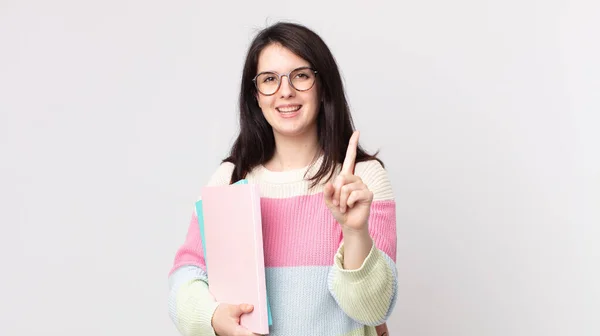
[
  {"left": 354, "top": 158, "right": 386, "bottom": 180},
  {"left": 206, "top": 161, "right": 235, "bottom": 187},
  {"left": 354, "top": 159, "right": 394, "bottom": 200}
]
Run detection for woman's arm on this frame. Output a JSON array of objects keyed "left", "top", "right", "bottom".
[
  {"left": 167, "top": 163, "right": 235, "bottom": 335},
  {"left": 168, "top": 212, "right": 219, "bottom": 336},
  {"left": 327, "top": 160, "right": 399, "bottom": 326}
]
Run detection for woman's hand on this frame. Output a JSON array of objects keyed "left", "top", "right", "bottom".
[
  {"left": 211, "top": 303, "right": 261, "bottom": 336},
  {"left": 375, "top": 322, "right": 389, "bottom": 335},
  {"left": 324, "top": 131, "right": 373, "bottom": 234}
]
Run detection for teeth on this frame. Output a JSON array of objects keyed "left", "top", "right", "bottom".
[{"left": 277, "top": 105, "right": 301, "bottom": 113}]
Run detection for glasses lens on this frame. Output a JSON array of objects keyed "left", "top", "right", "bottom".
[
  {"left": 256, "top": 72, "right": 279, "bottom": 95},
  {"left": 290, "top": 68, "right": 316, "bottom": 91}
]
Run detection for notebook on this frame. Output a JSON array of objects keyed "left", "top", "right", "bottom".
[
  {"left": 196, "top": 180, "right": 271, "bottom": 334},
  {"left": 196, "top": 179, "right": 249, "bottom": 270}
]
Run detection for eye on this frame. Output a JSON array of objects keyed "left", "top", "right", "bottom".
[
  {"left": 263, "top": 76, "right": 276, "bottom": 83},
  {"left": 293, "top": 69, "right": 314, "bottom": 80}
]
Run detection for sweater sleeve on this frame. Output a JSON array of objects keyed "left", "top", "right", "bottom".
[
  {"left": 327, "top": 160, "right": 399, "bottom": 326},
  {"left": 167, "top": 162, "right": 235, "bottom": 336}
]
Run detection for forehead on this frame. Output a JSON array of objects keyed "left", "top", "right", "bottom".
[{"left": 257, "top": 43, "right": 310, "bottom": 73}]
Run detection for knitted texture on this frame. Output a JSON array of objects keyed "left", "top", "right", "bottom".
[{"left": 168, "top": 157, "right": 398, "bottom": 335}]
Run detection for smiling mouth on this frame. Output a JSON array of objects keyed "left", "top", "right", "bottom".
[{"left": 276, "top": 105, "right": 302, "bottom": 113}]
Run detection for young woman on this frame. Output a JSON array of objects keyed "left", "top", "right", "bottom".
[{"left": 168, "top": 22, "right": 397, "bottom": 336}]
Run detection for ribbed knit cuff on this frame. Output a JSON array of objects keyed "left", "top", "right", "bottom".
[
  {"left": 333, "top": 242, "right": 383, "bottom": 283},
  {"left": 330, "top": 243, "right": 394, "bottom": 325},
  {"left": 175, "top": 280, "right": 220, "bottom": 336}
]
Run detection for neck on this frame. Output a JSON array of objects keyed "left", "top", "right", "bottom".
[{"left": 267, "top": 128, "right": 321, "bottom": 171}]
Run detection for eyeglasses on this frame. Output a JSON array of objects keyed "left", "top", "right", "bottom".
[{"left": 253, "top": 66, "right": 318, "bottom": 96}]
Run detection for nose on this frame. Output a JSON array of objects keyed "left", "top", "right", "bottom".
[{"left": 279, "top": 75, "right": 295, "bottom": 98}]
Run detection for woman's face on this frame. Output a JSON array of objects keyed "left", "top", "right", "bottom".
[{"left": 254, "top": 43, "right": 320, "bottom": 139}]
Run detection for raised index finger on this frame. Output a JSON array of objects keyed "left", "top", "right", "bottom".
[{"left": 341, "top": 130, "right": 359, "bottom": 175}]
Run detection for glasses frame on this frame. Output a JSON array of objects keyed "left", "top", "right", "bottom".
[{"left": 252, "top": 66, "right": 318, "bottom": 96}]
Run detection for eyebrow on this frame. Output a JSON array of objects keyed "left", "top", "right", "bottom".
[{"left": 256, "top": 65, "right": 312, "bottom": 74}]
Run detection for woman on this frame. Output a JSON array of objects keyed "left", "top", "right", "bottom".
[{"left": 168, "top": 22, "right": 397, "bottom": 336}]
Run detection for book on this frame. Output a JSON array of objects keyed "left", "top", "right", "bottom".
[
  {"left": 195, "top": 179, "right": 249, "bottom": 270},
  {"left": 196, "top": 180, "right": 271, "bottom": 334}
]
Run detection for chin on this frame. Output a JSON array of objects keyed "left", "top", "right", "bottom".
[
  {"left": 273, "top": 127, "right": 306, "bottom": 138},
  {"left": 273, "top": 122, "right": 318, "bottom": 138}
]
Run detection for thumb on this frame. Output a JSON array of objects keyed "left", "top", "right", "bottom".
[{"left": 233, "top": 303, "right": 254, "bottom": 316}]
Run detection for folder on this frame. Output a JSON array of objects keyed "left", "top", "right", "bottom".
[{"left": 196, "top": 180, "right": 271, "bottom": 334}]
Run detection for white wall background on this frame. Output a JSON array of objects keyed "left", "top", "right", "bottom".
[{"left": 1, "top": 1, "right": 598, "bottom": 335}]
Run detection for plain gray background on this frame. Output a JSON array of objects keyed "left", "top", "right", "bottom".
[{"left": 1, "top": 0, "right": 598, "bottom": 335}]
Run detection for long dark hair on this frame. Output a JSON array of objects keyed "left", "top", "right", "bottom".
[{"left": 224, "top": 22, "right": 382, "bottom": 187}]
